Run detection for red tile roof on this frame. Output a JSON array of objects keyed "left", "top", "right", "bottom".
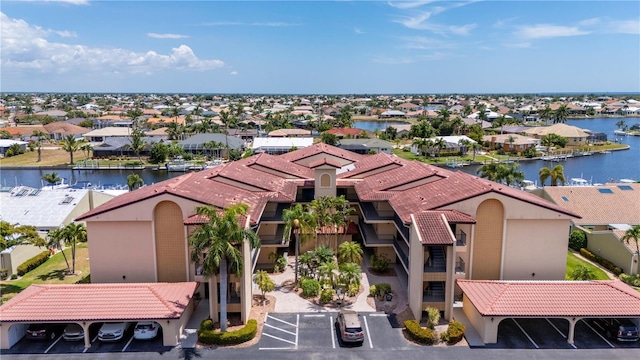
[
  {"left": 308, "top": 157, "right": 343, "bottom": 169},
  {"left": 279, "top": 143, "right": 363, "bottom": 163},
  {"left": 414, "top": 210, "right": 476, "bottom": 245},
  {"left": 457, "top": 280, "right": 640, "bottom": 317},
  {"left": 0, "top": 282, "right": 197, "bottom": 322},
  {"left": 325, "top": 128, "right": 364, "bottom": 137}
]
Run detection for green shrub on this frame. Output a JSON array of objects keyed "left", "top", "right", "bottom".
[
  {"left": 620, "top": 273, "right": 640, "bottom": 287},
  {"left": 320, "top": 288, "right": 334, "bottom": 304},
  {"left": 375, "top": 283, "right": 392, "bottom": 296},
  {"left": 580, "top": 248, "right": 623, "bottom": 275},
  {"left": 568, "top": 230, "right": 587, "bottom": 251},
  {"left": 0, "top": 268, "right": 8, "bottom": 280},
  {"left": 425, "top": 307, "right": 440, "bottom": 329},
  {"left": 369, "top": 285, "right": 377, "bottom": 297},
  {"left": 348, "top": 283, "right": 359, "bottom": 297},
  {"left": 200, "top": 319, "right": 214, "bottom": 331},
  {"left": 198, "top": 319, "right": 257, "bottom": 345},
  {"left": 443, "top": 320, "right": 465, "bottom": 344},
  {"left": 301, "top": 278, "right": 321, "bottom": 297},
  {"left": 370, "top": 253, "right": 390, "bottom": 273},
  {"left": 17, "top": 251, "right": 50, "bottom": 276},
  {"left": 404, "top": 320, "right": 437, "bottom": 345},
  {"left": 11, "top": 274, "right": 18, "bottom": 280}
]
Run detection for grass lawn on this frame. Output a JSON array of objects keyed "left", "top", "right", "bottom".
[
  {"left": 565, "top": 250, "right": 610, "bottom": 280},
  {"left": 0, "top": 242, "right": 90, "bottom": 304},
  {"left": 0, "top": 148, "right": 88, "bottom": 167}
]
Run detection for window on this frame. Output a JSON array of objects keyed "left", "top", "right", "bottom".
[
  {"left": 598, "top": 188, "right": 613, "bottom": 194},
  {"left": 561, "top": 196, "right": 569, "bottom": 202},
  {"left": 320, "top": 173, "right": 331, "bottom": 188},
  {"left": 618, "top": 185, "right": 633, "bottom": 191}
]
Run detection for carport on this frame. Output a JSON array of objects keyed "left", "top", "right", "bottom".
[
  {"left": 0, "top": 282, "right": 198, "bottom": 349},
  {"left": 457, "top": 280, "right": 640, "bottom": 345}
]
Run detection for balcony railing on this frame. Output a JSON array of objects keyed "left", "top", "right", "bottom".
[
  {"left": 456, "top": 230, "right": 467, "bottom": 246},
  {"left": 455, "top": 258, "right": 466, "bottom": 274},
  {"left": 358, "top": 221, "right": 395, "bottom": 246},
  {"left": 393, "top": 237, "right": 409, "bottom": 269},
  {"left": 424, "top": 246, "right": 446, "bottom": 272},
  {"left": 260, "top": 203, "right": 290, "bottom": 222},
  {"left": 422, "top": 282, "right": 445, "bottom": 302},
  {"left": 360, "top": 202, "right": 395, "bottom": 221},
  {"left": 258, "top": 224, "right": 287, "bottom": 246},
  {"left": 393, "top": 213, "right": 410, "bottom": 242}
]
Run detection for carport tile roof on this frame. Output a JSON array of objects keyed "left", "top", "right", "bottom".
[
  {"left": 0, "top": 282, "right": 197, "bottom": 322},
  {"left": 457, "top": 280, "right": 640, "bottom": 317}
]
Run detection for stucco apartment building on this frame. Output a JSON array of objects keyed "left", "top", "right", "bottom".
[{"left": 77, "top": 144, "right": 577, "bottom": 324}]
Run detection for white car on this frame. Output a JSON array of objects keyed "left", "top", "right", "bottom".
[
  {"left": 133, "top": 321, "right": 160, "bottom": 340},
  {"left": 98, "top": 322, "right": 131, "bottom": 342}
]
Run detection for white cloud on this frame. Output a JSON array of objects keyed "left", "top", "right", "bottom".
[
  {"left": 393, "top": 12, "right": 476, "bottom": 35},
  {"left": 504, "top": 42, "right": 531, "bottom": 48},
  {"left": 517, "top": 24, "right": 589, "bottom": 39},
  {"left": 354, "top": 27, "right": 365, "bottom": 34},
  {"left": 579, "top": 17, "right": 601, "bottom": 26},
  {"left": 604, "top": 19, "right": 640, "bottom": 35},
  {"left": 230, "top": 71, "right": 238, "bottom": 75},
  {"left": 400, "top": 36, "right": 454, "bottom": 50},
  {"left": 55, "top": 30, "right": 77, "bottom": 38},
  {"left": 0, "top": 12, "right": 223, "bottom": 74},
  {"left": 148, "top": 33, "right": 189, "bottom": 39}
]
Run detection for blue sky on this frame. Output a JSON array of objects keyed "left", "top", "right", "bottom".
[{"left": 1, "top": 1, "right": 639, "bottom": 94}]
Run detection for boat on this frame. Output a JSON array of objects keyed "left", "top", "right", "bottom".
[
  {"left": 619, "top": 179, "right": 637, "bottom": 184},
  {"left": 614, "top": 129, "right": 629, "bottom": 136},
  {"left": 40, "top": 178, "right": 70, "bottom": 190},
  {"left": 166, "top": 156, "right": 195, "bottom": 172},
  {"left": 568, "top": 177, "right": 591, "bottom": 186}
]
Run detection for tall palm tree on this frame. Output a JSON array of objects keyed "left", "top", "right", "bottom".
[
  {"left": 477, "top": 162, "right": 503, "bottom": 182},
  {"left": 55, "top": 223, "right": 87, "bottom": 274},
  {"left": 60, "top": 134, "right": 84, "bottom": 165},
  {"left": 621, "top": 225, "right": 640, "bottom": 265},
  {"left": 338, "top": 262, "right": 362, "bottom": 290},
  {"left": 127, "top": 128, "right": 146, "bottom": 161},
  {"left": 282, "top": 203, "right": 317, "bottom": 286},
  {"left": 539, "top": 165, "right": 566, "bottom": 186},
  {"left": 47, "top": 227, "right": 70, "bottom": 271},
  {"left": 553, "top": 104, "right": 569, "bottom": 124},
  {"left": 126, "top": 173, "right": 144, "bottom": 191},
  {"left": 41, "top": 172, "right": 62, "bottom": 189},
  {"left": 433, "top": 137, "right": 447, "bottom": 157},
  {"left": 501, "top": 163, "right": 525, "bottom": 186},
  {"left": 338, "top": 241, "right": 363, "bottom": 264},
  {"left": 32, "top": 130, "right": 48, "bottom": 162},
  {"left": 539, "top": 105, "right": 553, "bottom": 123},
  {"left": 189, "top": 203, "right": 260, "bottom": 332}
]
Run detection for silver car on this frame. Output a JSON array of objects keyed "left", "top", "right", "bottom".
[
  {"left": 336, "top": 310, "right": 365, "bottom": 344},
  {"left": 98, "top": 322, "right": 131, "bottom": 342},
  {"left": 63, "top": 323, "right": 85, "bottom": 341}
]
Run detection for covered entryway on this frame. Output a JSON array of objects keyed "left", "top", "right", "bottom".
[
  {"left": 457, "top": 280, "right": 640, "bottom": 345},
  {"left": 0, "top": 282, "right": 197, "bottom": 349}
]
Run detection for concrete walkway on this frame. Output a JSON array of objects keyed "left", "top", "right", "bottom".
[{"left": 179, "top": 300, "right": 210, "bottom": 349}]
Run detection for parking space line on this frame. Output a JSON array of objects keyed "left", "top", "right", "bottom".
[
  {"left": 262, "top": 332, "right": 297, "bottom": 345},
  {"left": 266, "top": 314, "right": 298, "bottom": 327},
  {"left": 44, "top": 336, "right": 62, "bottom": 354},
  {"left": 264, "top": 323, "right": 297, "bottom": 336},
  {"left": 304, "top": 314, "right": 325, "bottom": 318},
  {"left": 122, "top": 335, "right": 134, "bottom": 352},
  {"left": 546, "top": 318, "right": 567, "bottom": 338},
  {"left": 512, "top": 319, "right": 539, "bottom": 349},
  {"left": 295, "top": 314, "right": 299, "bottom": 349},
  {"left": 330, "top": 315, "right": 336, "bottom": 349},
  {"left": 580, "top": 319, "right": 615, "bottom": 348},
  {"left": 369, "top": 313, "right": 387, "bottom": 317},
  {"left": 362, "top": 315, "right": 373, "bottom": 349}
]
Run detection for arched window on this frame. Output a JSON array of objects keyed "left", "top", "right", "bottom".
[{"left": 320, "top": 173, "right": 331, "bottom": 188}]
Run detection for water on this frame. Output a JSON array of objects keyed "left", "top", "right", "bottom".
[
  {"left": 1, "top": 118, "right": 639, "bottom": 188},
  {"left": 354, "top": 120, "right": 410, "bottom": 132}
]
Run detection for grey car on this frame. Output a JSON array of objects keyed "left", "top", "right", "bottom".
[
  {"left": 336, "top": 310, "right": 365, "bottom": 344},
  {"left": 62, "top": 323, "right": 85, "bottom": 341}
]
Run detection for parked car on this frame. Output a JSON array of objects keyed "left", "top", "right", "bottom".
[
  {"left": 336, "top": 310, "right": 365, "bottom": 344},
  {"left": 133, "top": 321, "right": 160, "bottom": 340},
  {"left": 26, "top": 324, "right": 62, "bottom": 341},
  {"left": 62, "top": 323, "right": 85, "bottom": 341},
  {"left": 98, "top": 322, "right": 131, "bottom": 342},
  {"left": 597, "top": 318, "right": 639, "bottom": 342}
]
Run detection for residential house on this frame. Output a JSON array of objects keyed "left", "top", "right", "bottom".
[
  {"left": 76, "top": 144, "right": 576, "bottom": 327},
  {"left": 482, "top": 134, "right": 539, "bottom": 152},
  {"left": 337, "top": 138, "right": 394, "bottom": 155},
  {"left": 43, "top": 122, "right": 88, "bottom": 141},
  {"left": 524, "top": 123, "right": 590, "bottom": 146}
]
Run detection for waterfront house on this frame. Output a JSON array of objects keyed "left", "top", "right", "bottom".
[
  {"left": 482, "top": 134, "right": 539, "bottom": 152},
  {"left": 540, "top": 183, "right": 640, "bottom": 275},
  {"left": 337, "top": 138, "right": 394, "bottom": 154},
  {"left": 75, "top": 144, "right": 577, "bottom": 326},
  {"left": 43, "top": 122, "right": 88, "bottom": 141},
  {"left": 524, "top": 123, "right": 590, "bottom": 146}
]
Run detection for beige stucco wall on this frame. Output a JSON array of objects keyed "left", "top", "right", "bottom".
[
  {"left": 588, "top": 231, "right": 636, "bottom": 275},
  {"left": 462, "top": 295, "right": 501, "bottom": 344},
  {"left": 503, "top": 219, "right": 570, "bottom": 280},
  {"left": 314, "top": 168, "right": 337, "bottom": 198},
  {"left": 1, "top": 244, "right": 44, "bottom": 275},
  {"left": 471, "top": 199, "right": 503, "bottom": 280},
  {"left": 87, "top": 221, "right": 156, "bottom": 283},
  {"left": 408, "top": 218, "right": 425, "bottom": 321},
  {"left": 375, "top": 246, "right": 397, "bottom": 263}
]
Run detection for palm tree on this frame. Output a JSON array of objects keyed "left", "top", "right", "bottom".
[
  {"left": 553, "top": 104, "right": 569, "bottom": 124},
  {"left": 477, "top": 163, "right": 503, "bottom": 182},
  {"left": 60, "top": 134, "right": 84, "bottom": 165},
  {"left": 338, "top": 262, "right": 362, "bottom": 290},
  {"left": 621, "top": 225, "right": 640, "bottom": 266},
  {"left": 188, "top": 203, "right": 260, "bottom": 332},
  {"left": 282, "top": 204, "right": 317, "bottom": 287},
  {"left": 501, "top": 163, "right": 525, "bottom": 187},
  {"left": 539, "top": 165, "right": 566, "bottom": 186},
  {"left": 318, "top": 260, "right": 338, "bottom": 288},
  {"left": 539, "top": 105, "right": 553, "bottom": 123},
  {"left": 432, "top": 137, "right": 447, "bottom": 157},
  {"left": 54, "top": 223, "right": 87, "bottom": 274},
  {"left": 47, "top": 227, "right": 70, "bottom": 271},
  {"left": 127, "top": 128, "right": 146, "bottom": 161},
  {"left": 127, "top": 173, "right": 144, "bottom": 191},
  {"left": 41, "top": 172, "right": 62, "bottom": 189},
  {"left": 570, "top": 265, "right": 595, "bottom": 280},
  {"left": 32, "top": 130, "right": 48, "bottom": 162},
  {"left": 252, "top": 270, "right": 275, "bottom": 303},
  {"left": 338, "top": 241, "right": 363, "bottom": 265},
  {"left": 80, "top": 144, "right": 93, "bottom": 161}
]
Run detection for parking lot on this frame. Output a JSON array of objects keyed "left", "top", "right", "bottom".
[
  {"left": 1, "top": 323, "right": 172, "bottom": 355},
  {"left": 487, "top": 318, "right": 640, "bottom": 350},
  {"left": 258, "top": 312, "right": 409, "bottom": 351}
]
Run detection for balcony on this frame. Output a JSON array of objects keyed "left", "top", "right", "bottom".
[
  {"left": 456, "top": 230, "right": 467, "bottom": 246},
  {"left": 393, "top": 237, "right": 409, "bottom": 269},
  {"left": 258, "top": 224, "right": 288, "bottom": 246},
  {"left": 358, "top": 221, "right": 395, "bottom": 246},
  {"left": 422, "top": 282, "right": 445, "bottom": 302},
  {"left": 261, "top": 203, "right": 290, "bottom": 222},
  {"left": 424, "top": 246, "right": 446, "bottom": 273},
  {"left": 337, "top": 188, "right": 360, "bottom": 202},
  {"left": 393, "top": 213, "right": 410, "bottom": 242},
  {"left": 455, "top": 258, "right": 466, "bottom": 274},
  {"left": 360, "top": 202, "right": 395, "bottom": 221}
]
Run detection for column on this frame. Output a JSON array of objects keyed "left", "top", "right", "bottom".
[
  {"left": 567, "top": 317, "right": 578, "bottom": 345},
  {"left": 83, "top": 322, "right": 91, "bottom": 349}
]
